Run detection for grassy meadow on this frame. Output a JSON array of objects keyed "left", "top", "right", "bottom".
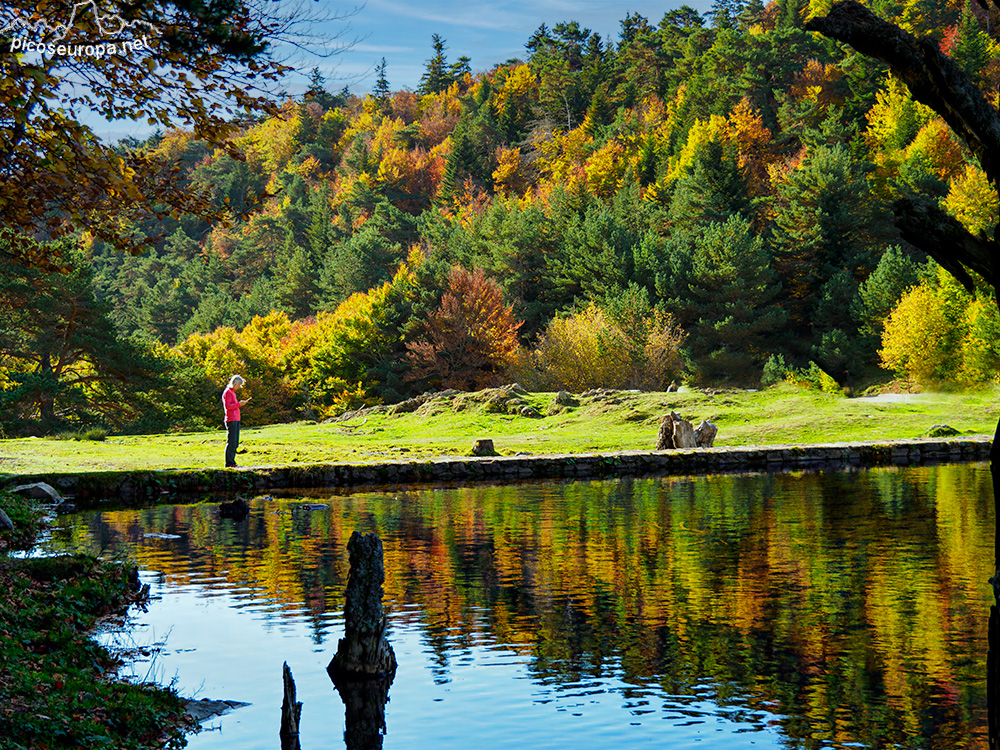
[{"left": 1, "top": 383, "right": 997, "bottom": 477}]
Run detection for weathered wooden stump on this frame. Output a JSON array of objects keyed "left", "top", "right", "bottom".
[
  {"left": 280, "top": 662, "right": 302, "bottom": 750},
  {"left": 656, "top": 412, "right": 717, "bottom": 450},
  {"left": 694, "top": 419, "right": 718, "bottom": 448},
  {"left": 329, "top": 531, "right": 396, "bottom": 749},
  {"left": 328, "top": 531, "right": 397, "bottom": 679},
  {"left": 470, "top": 439, "right": 497, "bottom": 456}
]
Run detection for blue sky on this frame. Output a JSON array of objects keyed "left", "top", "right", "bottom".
[{"left": 289, "top": 0, "right": 714, "bottom": 95}]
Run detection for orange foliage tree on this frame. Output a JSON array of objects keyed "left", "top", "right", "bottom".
[{"left": 406, "top": 267, "right": 523, "bottom": 391}]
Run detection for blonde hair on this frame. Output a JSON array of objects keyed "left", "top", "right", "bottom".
[{"left": 227, "top": 375, "right": 245, "bottom": 388}]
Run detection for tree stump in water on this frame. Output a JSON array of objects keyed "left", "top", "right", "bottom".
[
  {"left": 329, "top": 531, "right": 396, "bottom": 749},
  {"left": 280, "top": 662, "right": 302, "bottom": 750},
  {"left": 328, "top": 531, "right": 397, "bottom": 679},
  {"left": 335, "top": 673, "right": 394, "bottom": 750}
]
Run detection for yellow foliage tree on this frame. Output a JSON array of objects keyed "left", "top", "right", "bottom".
[
  {"left": 492, "top": 146, "right": 526, "bottom": 195},
  {"left": 306, "top": 264, "right": 419, "bottom": 414},
  {"left": 236, "top": 103, "right": 305, "bottom": 176},
  {"left": 865, "top": 75, "right": 935, "bottom": 171},
  {"left": 533, "top": 304, "right": 685, "bottom": 391},
  {"left": 879, "top": 268, "right": 1000, "bottom": 385},
  {"left": 173, "top": 311, "right": 299, "bottom": 423},
  {"left": 493, "top": 64, "right": 537, "bottom": 129},
  {"left": 585, "top": 140, "right": 626, "bottom": 198},
  {"left": 879, "top": 285, "right": 954, "bottom": 383},
  {"left": 904, "top": 119, "right": 965, "bottom": 182},
  {"left": 959, "top": 295, "right": 1000, "bottom": 383},
  {"left": 942, "top": 163, "right": 999, "bottom": 236}
]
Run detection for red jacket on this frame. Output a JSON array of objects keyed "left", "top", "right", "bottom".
[{"left": 223, "top": 387, "right": 241, "bottom": 422}]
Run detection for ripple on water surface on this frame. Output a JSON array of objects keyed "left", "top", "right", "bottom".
[{"left": 38, "top": 468, "right": 995, "bottom": 750}]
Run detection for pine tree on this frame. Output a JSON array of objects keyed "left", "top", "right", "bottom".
[
  {"left": 668, "top": 141, "right": 757, "bottom": 230},
  {"left": 419, "top": 34, "right": 452, "bottom": 95},
  {"left": 305, "top": 67, "right": 337, "bottom": 110},
  {"left": 683, "top": 215, "right": 786, "bottom": 384},
  {"left": 275, "top": 239, "right": 321, "bottom": 320},
  {"left": 372, "top": 57, "right": 391, "bottom": 108},
  {"left": 952, "top": 3, "right": 991, "bottom": 87},
  {"left": 0, "top": 242, "right": 162, "bottom": 431},
  {"left": 770, "top": 144, "right": 889, "bottom": 343}
]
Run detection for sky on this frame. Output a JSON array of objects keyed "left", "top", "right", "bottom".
[{"left": 280, "top": 0, "right": 713, "bottom": 97}]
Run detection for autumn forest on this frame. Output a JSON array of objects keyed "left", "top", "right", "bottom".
[{"left": 4, "top": 0, "right": 1000, "bottom": 436}]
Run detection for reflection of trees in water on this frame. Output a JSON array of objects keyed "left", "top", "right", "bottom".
[{"left": 50, "top": 467, "right": 995, "bottom": 747}]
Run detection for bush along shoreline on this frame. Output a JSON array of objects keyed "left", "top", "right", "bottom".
[{"left": 0, "top": 491, "right": 189, "bottom": 750}]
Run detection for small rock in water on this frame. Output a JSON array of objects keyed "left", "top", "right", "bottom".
[
  {"left": 184, "top": 698, "right": 251, "bottom": 723},
  {"left": 8, "top": 482, "right": 62, "bottom": 503},
  {"left": 219, "top": 498, "right": 250, "bottom": 520}
]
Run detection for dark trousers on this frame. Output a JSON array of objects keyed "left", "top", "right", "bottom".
[{"left": 226, "top": 420, "right": 241, "bottom": 466}]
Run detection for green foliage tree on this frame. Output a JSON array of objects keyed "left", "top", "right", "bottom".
[
  {"left": 681, "top": 215, "right": 786, "bottom": 383},
  {"left": 770, "top": 144, "right": 891, "bottom": 375},
  {"left": 0, "top": 243, "right": 164, "bottom": 433},
  {"left": 668, "top": 140, "right": 758, "bottom": 230},
  {"left": 419, "top": 34, "right": 454, "bottom": 95}
]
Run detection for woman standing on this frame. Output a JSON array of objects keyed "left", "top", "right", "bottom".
[{"left": 222, "top": 375, "right": 251, "bottom": 468}]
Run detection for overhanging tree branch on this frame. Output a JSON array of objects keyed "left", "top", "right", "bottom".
[{"left": 806, "top": 0, "right": 1000, "bottom": 289}]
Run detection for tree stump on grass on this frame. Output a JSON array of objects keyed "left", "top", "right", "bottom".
[{"left": 656, "top": 412, "right": 718, "bottom": 450}]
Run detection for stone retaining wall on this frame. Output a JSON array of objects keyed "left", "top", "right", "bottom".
[{"left": 4, "top": 436, "right": 992, "bottom": 509}]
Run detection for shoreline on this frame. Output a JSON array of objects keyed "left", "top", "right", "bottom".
[{"left": 4, "top": 435, "right": 992, "bottom": 508}]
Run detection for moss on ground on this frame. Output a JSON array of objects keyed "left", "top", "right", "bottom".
[{"left": 0, "top": 492, "right": 188, "bottom": 750}]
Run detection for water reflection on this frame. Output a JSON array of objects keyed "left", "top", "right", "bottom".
[{"left": 43, "top": 465, "right": 995, "bottom": 749}]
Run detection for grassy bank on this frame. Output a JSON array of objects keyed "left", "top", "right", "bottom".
[
  {"left": 0, "top": 492, "right": 187, "bottom": 750},
  {"left": 1, "top": 383, "right": 998, "bottom": 477}
]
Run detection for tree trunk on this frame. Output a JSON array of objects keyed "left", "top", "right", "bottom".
[
  {"left": 279, "top": 662, "right": 301, "bottom": 750},
  {"left": 328, "top": 531, "right": 397, "bottom": 679}
]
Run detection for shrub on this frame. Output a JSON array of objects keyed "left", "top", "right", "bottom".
[{"left": 532, "top": 302, "right": 685, "bottom": 391}]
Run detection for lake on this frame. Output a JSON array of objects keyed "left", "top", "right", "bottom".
[{"left": 40, "top": 463, "right": 996, "bottom": 749}]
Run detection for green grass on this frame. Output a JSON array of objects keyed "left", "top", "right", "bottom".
[{"left": 1, "top": 383, "right": 997, "bottom": 476}]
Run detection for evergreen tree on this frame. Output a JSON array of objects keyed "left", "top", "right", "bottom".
[
  {"left": 0, "top": 242, "right": 163, "bottom": 432},
  {"left": 770, "top": 144, "right": 890, "bottom": 353},
  {"left": 449, "top": 56, "right": 472, "bottom": 81},
  {"left": 668, "top": 141, "right": 758, "bottom": 230},
  {"left": 319, "top": 223, "right": 404, "bottom": 307},
  {"left": 372, "top": 57, "right": 391, "bottom": 108},
  {"left": 952, "top": 3, "right": 991, "bottom": 87},
  {"left": 419, "top": 34, "right": 452, "bottom": 94},
  {"left": 683, "top": 216, "right": 786, "bottom": 384},
  {"left": 275, "top": 239, "right": 321, "bottom": 320},
  {"left": 851, "top": 245, "right": 923, "bottom": 357},
  {"left": 304, "top": 68, "right": 339, "bottom": 110}
]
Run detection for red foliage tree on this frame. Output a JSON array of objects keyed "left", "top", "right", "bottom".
[{"left": 406, "top": 267, "right": 523, "bottom": 391}]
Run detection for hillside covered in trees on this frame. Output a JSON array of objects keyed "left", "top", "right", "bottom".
[{"left": 3, "top": 0, "right": 1000, "bottom": 436}]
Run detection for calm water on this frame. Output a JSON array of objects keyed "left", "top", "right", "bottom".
[{"left": 41, "top": 464, "right": 997, "bottom": 749}]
